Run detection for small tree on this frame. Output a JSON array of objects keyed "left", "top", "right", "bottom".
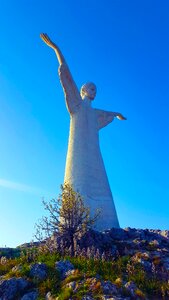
[{"left": 35, "top": 183, "right": 100, "bottom": 256}]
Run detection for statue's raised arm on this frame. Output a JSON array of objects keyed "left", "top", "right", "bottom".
[{"left": 40, "top": 33, "right": 81, "bottom": 114}]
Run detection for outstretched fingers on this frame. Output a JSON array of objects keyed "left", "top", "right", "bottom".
[
  {"left": 40, "top": 33, "right": 55, "bottom": 49},
  {"left": 116, "top": 113, "right": 127, "bottom": 120},
  {"left": 40, "top": 33, "right": 50, "bottom": 44}
]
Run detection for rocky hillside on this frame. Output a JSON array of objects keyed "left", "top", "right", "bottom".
[{"left": 0, "top": 227, "right": 169, "bottom": 299}]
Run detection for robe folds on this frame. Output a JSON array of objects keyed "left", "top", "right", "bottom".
[{"left": 59, "top": 63, "right": 119, "bottom": 230}]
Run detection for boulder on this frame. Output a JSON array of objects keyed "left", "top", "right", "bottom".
[
  {"left": 21, "top": 291, "right": 38, "bottom": 300},
  {"left": 55, "top": 260, "right": 74, "bottom": 279},
  {"left": 30, "top": 263, "right": 47, "bottom": 281},
  {"left": 163, "top": 257, "right": 169, "bottom": 271},
  {"left": 0, "top": 277, "right": 30, "bottom": 300},
  {"left": 101, "top": 281, "right": 117, "bottom": 295},
  {"left": 78, "top": 229, "right": 112, "bottom": 251},
  {"left": 160, "top": 230, "right": 169, "bottom": 239},
  {"left": 124, "top": 281, "right": 137, "bottom": 297},
  {"left": 138, "top": 258, "right": 152, "bottom": 271},
  {"left": 109, "top": 228, "right": 128, "bottom": 240}
]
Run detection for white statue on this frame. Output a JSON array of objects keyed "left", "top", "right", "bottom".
[{"left": 40, "top": 33, "right": 126, "bottom": 230}]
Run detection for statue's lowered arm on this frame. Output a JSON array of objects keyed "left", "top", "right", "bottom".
[
  {"left": 96, "top": 109, "right": 126, "bottom": 130},
  {"left": 40, "top": 33, "right": 81, "bottom": 114}
]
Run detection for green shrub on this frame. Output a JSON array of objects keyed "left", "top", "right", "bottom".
[
  {"left": 0, "top": 258, "right": 19, "bottom": 276},
  {"left": 57, "top": 287, "right": 73, "bottom": 300}
]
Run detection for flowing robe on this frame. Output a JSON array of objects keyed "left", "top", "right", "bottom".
[{"left": 59, "top": 63, "right": 119, "bottom": 230}]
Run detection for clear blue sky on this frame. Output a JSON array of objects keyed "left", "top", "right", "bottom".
[{"left": 0, "top": 0, "right": 169, "bottom": 247}]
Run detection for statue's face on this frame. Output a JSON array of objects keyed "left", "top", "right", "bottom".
[{"left": 80, "top": 82, "right": 97, "bottom": 100}]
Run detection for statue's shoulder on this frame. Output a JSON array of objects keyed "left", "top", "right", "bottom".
[{"left": 95, "top": 109, "right": 114, "bottom": 129}]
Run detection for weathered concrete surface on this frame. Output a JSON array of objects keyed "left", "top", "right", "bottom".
[
  {"left": 40, "top": 34, "right": 127, "bottom": 230},
  {"left": 64, "top": 96, "right": 120, "bottom": 230}
]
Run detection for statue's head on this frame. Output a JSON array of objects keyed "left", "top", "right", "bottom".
[{"left": 80, "top": 82, "right": 97, "bottom": 100}]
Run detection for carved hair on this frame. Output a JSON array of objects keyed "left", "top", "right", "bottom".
[{"left": 80, "top": 82, "right": 96, "bottom": 99}]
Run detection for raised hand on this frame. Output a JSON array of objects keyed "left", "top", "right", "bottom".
[{"left": 40, "top": 33, "right": 57, "bottom": 51}]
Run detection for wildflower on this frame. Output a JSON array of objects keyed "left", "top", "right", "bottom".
[{"left": 0, "top": 256, "right": 7, "bottom": 265}]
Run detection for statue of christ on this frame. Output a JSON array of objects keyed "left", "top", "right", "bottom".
[{"left": 40, "top": 33, "right": 126, "bottom": 230}]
